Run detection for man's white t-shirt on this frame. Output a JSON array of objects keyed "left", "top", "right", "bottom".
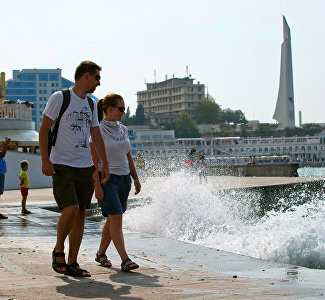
[{"left": 43, "top": 87, "right": 99, "bottom": 168}]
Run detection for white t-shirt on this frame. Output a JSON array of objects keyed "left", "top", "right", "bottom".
[
  {"left": 98, "top": 120, "right": 130, "bottom": 176},
  {"left": 43, "top": 87, "right": 99, "bottom": 168}
]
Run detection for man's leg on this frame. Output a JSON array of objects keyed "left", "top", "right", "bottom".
[
  {"left": 54, "top": 205, "right": 79, "bottom": 272},
  {"left": 67, "top": 208, "right": 86, "bottom": 264}
]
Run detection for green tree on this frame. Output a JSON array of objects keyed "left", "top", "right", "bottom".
[
  {"left": 222, "top": 108, "right": 247, "bottom": 125},
  {"left": 121, "top": 106, "right": 131, "bottom": 125},
  {"left": 233, "top": 110, "right": 248, "bottom": 125},
  {"left": 174, "top": 112, "right": 200, "bottom": 138},
  {"left": 194, "top": 99, "right": 222, "bottom": 124},
  {"left": 134, "top": 104, "right": 145, "bottom": 125}
]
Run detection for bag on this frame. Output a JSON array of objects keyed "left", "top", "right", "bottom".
[
  {"left": 47, "top": 89, "right": 94, "bottom": 155},
  {"left": 185, "top": 159, "right": 193, "bottom": 167}
]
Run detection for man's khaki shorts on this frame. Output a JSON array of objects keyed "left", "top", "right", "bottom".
[{"left": 52, "top": 164, "right": 94, "bottom": 210}]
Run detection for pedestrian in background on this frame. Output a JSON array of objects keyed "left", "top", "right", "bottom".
[
  {"left": 19, "top": 160, "right": 31, "bottom": 214},
  {"left": 0, "top": 136, "right": 10, "bottom": 219}
]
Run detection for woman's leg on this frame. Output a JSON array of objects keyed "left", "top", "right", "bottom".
[
  {"left": 98, "top": 217, "right": 112, "bottom": 254},
  {"left": 109, "top": 214, "right": 128, "bottom": 261}
]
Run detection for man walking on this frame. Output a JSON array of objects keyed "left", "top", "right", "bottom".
[{"left": 39, "top": 61, "right": 109, "bottom": 277}]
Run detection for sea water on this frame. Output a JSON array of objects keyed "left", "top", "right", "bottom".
[{"left": 124, "top": 169, "right": 325, "bottom": 269}]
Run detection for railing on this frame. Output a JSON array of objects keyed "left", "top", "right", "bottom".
[{"left": 0, "top": 104, "right": 32, "bottom": 120}]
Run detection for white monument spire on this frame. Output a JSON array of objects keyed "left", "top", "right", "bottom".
[{"left": 273, "top": 16, "right": 295, "bottom": 129}]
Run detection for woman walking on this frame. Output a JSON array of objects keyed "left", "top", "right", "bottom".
[{"left": 90, "top": 93, "right": 141, "bottom": 271}]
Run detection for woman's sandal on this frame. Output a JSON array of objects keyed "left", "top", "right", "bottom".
[
  {"left": 65, "top": 262, "right": 91, "bottom": 277},
  {"left": 95, "top": 252, "right": 112, "bottom": 267},
  {"left": 52, "top": 248, "right": 67, "bottom": 274},
  {"left": 121, "top": 258, "right": 139, "bottom": 272}
]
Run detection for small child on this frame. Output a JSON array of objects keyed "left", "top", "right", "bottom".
[{"left": 19, "top": 160, "right": 31, "bottom": 214}]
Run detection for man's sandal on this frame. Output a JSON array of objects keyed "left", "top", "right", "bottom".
[
  {"left": 95, "top": 252, "right": 112, "bottom": 267},
  {"left": 52, "top": 248, "right": 67, "bottom": 274},
  {"left": 121, "top": 258, "right": 139, "bottom": 272},
  {"left": 65, "top": 262, "right": 91, "bottom": 277}
]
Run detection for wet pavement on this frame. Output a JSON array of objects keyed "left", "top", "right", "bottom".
[{"left": 0, "top": 188, "right": 325, "bottom": 299}]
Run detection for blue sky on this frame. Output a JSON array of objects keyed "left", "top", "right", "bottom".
[{"left": 2, "top": 0, "right": 325, "bottom": 124}]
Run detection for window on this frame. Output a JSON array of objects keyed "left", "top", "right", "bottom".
[
  {"left": 50, "top": 73, "right": 59, "bottom": 81},
  {"left": 39, "top": 73, "right": 48, "bottom": 81},
  {"left": 6, "top": 89, "right": 36, "bottom": 95},
  {"left": 7, "top": 81, "right": 35, "bottom": 88},
  {"left": 20, "top": 73, "right": 36, "bottom": 81}
]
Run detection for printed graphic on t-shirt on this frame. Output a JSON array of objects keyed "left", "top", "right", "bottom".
[{"left": 67, "top": 106, "right": 92, "bottom": 149}]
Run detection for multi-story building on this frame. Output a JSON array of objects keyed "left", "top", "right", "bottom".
[
  {"left": 137, "top": 76, "right": 205, "bottom": 126},
  {"left": 5, "top": 69, "right": 74, "bottom": 130}
]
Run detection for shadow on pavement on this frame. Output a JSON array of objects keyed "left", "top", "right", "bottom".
[
  {"left": 56, "top": 276, "right": 142, "bottom": 299},
  {"left": 109, "top": 269, "right": 163, "bottom": 288}
]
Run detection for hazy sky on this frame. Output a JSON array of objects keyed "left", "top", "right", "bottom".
[{"left": 2, "top": 0, "right": 325, "bottom": 124}]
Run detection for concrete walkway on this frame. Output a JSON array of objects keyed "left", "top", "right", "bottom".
[{"left": 0, "top": 185, "right": 324, "bottom": 299}]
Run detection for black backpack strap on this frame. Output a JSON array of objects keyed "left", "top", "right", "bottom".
[
  {"left": 87, "top": 96, "right": 94, "bottom": 113},
  {"left": 48, "top": 89, "right": 70, "bottom": 155}
]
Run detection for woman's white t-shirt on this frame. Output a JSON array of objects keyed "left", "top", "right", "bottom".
[
  {"left": 98, "top": 120, "right": 130, "bottom": 176},
  {"left": 43, "top": 87, "right": 99, "bottom": 168}
]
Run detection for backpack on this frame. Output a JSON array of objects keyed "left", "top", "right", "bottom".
[{"left": 47, "top": 88, "right": 94, "bottom": 155}]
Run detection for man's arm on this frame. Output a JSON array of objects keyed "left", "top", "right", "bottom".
[
  {"left": 90, "top": 126, "right": 109, "bottom": 184},
  {"left": 90, "top": 142, "right": 104, "bottom": 201},
  {"left": 39, "top": 115, "right": 55, "bottom": 176}
]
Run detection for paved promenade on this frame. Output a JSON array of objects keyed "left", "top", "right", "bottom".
[{"left": 0, "top": 178, "right": 324, "bottom": 299}]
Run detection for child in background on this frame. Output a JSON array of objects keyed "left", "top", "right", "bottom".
[
  {"left": 19, "top": 160, "right": 31, "bottom": 214},
  {"left": 197, "top": 155, "right": 207, "bottom": 184}
]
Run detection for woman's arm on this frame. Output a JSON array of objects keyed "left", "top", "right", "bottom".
[
  {"left": 127, "top": 151, "right": 141, "bottom": 195},
  {"left": 90, "top": 142, "right": 104, "bottom": 201}
]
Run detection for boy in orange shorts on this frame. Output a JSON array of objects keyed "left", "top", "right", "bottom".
[{"left": 19, "top": 160, "right": 31, "bottom": 214}]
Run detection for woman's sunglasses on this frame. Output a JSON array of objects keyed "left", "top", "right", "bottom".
[{"left": 117, "top": 107, "right": 125, "bottom": 112}]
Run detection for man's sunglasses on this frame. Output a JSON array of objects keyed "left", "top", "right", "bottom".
[
  {"left": 117, "top": 107, "right": 125, "bottom": 112},
  {"left": 95, "top": 75, "right": 101, "bottom": 82}
]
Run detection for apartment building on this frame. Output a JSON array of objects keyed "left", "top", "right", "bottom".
[
  {"left": 137, "top": 76, "right": 205, "bottom": 126},
  {"left": 5, "top": 69, "right": 74, "bottom": 130}
]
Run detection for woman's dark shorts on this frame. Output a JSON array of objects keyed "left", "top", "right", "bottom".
[
  {"left": 98, "top": 173, "right": 131, "bottom": 216},
  {"left": 52, "top": 164, "right": 94, "bottom": 210}
]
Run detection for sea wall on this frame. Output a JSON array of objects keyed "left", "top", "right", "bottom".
[
  {"left": 215, "top": 179, "right": 325, "bottom": 216},
  {"left": 208, "top": 163, "right": 299, "bottom": 177}
]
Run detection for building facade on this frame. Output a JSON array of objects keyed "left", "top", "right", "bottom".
[
  {"left": 137, "top": 76, "right": 205, "bottom": 126},
  {"left": 5, "top": 69, "right": 74, "bottom": 130},
  {"left": 129, "top": 129, "right": 325, "bottom": 163}
]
